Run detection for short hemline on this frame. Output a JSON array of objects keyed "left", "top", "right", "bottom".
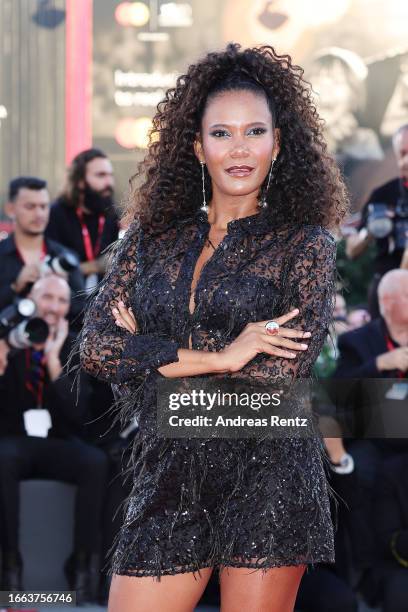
[{"left": 110, "top": 555, "right": 335, "bottom": 580}]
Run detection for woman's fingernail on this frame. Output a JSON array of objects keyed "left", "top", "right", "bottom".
[
  {"left": 304, "top": 332, "right": 311, "bottom": 337},
  {"left": 301, "top": 344, "right": 308, "bottom": 349},
  {"left": 289, "top": 353, "right": 296, "bottom": 357},
  {"left": 112, "top": 308, "right": 118, "bottom": 314},
  {"left": 292, "top": 308, "right": 299, "bottom": 313}
]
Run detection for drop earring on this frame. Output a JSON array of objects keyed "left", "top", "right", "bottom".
[
  {"left": 200, "top": 161, "right": 209, "bottom": 213},
  {"left": 258, "top": 158, "right": 276, "bottom": 209}
]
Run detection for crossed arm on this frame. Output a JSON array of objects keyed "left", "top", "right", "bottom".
[{"left": 80, "top": 225, "right": 336, "bottom": 385}]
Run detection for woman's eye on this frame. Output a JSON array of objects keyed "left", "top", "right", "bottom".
[
  {"left": 209, "top": 127, "right": 267, "bottom": 137},
  {"left": 210, "top": 130, "right": 229, "bottom": 137},
  {"left": 248, "top": 127, "right": 267, "bottom": 135}
]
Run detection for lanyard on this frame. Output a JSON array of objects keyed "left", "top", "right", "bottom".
[
  {"left": 25, "top": 348, "right": 46, "bottom": 408},
  {"left": 15, "top": 240, "right": 47, "bottom": 264},
  {"left": 76, "top": 208, "right": 106, "bottom": 261},
  {"left": 385, "top": 332, "right": 406, "bottom": 379}
]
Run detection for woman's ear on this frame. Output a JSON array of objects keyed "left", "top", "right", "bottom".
[
  {"left": 273, "top": 127, "right": 281, "bottom": 159},
  {"left": 193, "top": 134, "right": 205, "bottom": 163}
]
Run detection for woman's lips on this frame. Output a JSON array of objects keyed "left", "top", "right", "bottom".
[{"left": 225, "top": 167, "right": 254, "bottom": 177}]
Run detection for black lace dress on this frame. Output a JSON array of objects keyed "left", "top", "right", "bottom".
[{"left": 80, "top": 207, "right": 337, "bottom": 579}]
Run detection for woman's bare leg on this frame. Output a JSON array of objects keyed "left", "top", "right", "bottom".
[
  {"left": 108, "top": 567, "right": 213, "bottom": 612},
  {"left": 219, "top": 564, "right": 306, "bottom": 612}
]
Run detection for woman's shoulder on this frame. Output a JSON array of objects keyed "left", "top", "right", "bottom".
[{"left": 282, "top": 223, "right": 336, "bottom": 250}]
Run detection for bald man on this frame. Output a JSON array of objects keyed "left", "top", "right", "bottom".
[
  {"left": 335, "top": 269, "right": 408, "bottom": 379},
  {"left": 0, "top": 275, "right": 108, "bottom": 602},
  {"left": 332, "top": 270, "right": 408, "bottom": 604},
  {"left": 376, "top": 270, "right": 408, "bottom": 371}
]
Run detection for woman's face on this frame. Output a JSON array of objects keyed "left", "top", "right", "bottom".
[{"left": 194, "top": 89, "right": 280, "bottom": 201}]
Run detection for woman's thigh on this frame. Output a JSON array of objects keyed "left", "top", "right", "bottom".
[
  {"left": 108, "top": 567, "right": 213, "bottom": 612},
  {"left": 219, "top": 564, "right": 306, "bottom": 612}
]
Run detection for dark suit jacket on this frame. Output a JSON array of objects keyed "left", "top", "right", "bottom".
[
  {"left": 0, "top": 332, "right": 90, "bottom": 439},
  {"left": 333, "top": 317, "right": 407, "bottom": 442},
  {"left": 0, "top": 233, "right": 86, "bottom": 327},
  {"left": 334, "top": 317, "right": 401, "bottom": 379}
]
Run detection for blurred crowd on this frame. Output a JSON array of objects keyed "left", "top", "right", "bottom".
[
  {"left": 0, "top": 125, "right": 407, "bottom": 610},
  {"left": 0, "top": 149, "right": 133, "bottom": 605}
]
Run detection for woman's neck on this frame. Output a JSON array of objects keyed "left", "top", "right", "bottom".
[{"left": 207, "top": 192, "right": 260, "bottom": 230}]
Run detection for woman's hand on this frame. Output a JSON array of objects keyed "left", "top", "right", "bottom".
[
  {"left": 215, "top": 308, "right": 311, "bottom": 373},
  {"left": 112, "top": 301, "right": 139, "bottom": 333}
]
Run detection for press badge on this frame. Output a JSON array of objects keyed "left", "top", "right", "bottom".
[
  {"left": 23, "top": 408, "right": 52, "bottom": 437},
  {"left": 385, "top": 383, "right": 408, "bottom": 401}
]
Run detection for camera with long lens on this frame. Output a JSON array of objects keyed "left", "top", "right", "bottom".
[
  {"left": 0, "top": 299, "right": 49, "bottom": 349},
  {"left": 367, "top": 185, "right": 408, "bottom": 251},
  {"left": 42, "top": 251, "right": 80, "bottom": 276},
  {"left": 18, "top": 251, "right": 80, "bottom": 298}
]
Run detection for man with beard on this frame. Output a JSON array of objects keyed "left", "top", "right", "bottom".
[
  {"left": 45, "top": 148, "right": 120, "bottom": 292},
  {"left": 46, "top": 150, "right": 128, "bottom": 602}
]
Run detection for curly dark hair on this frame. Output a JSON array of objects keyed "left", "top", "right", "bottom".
[{"left": 124, "top": 42, "right": 349, "bottom": 231}]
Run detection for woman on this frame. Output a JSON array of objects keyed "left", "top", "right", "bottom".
[{"left": 80, "top": 43, "right": 348, "bottom": 612}]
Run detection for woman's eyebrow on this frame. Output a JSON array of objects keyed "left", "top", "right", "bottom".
[{"left": 208, "top": 121, "right": 269, "bottom": 128}]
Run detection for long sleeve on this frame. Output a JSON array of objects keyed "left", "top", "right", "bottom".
[
  {"left": 67, "top": 257, "right": 86, "bottom": 327},
  {"left": 334, "top": 333, "right": 381, "bottom": 379},
  {"left": 0, "top": 283, "right": 16, "bottom": 310},
  {"left": 45, "top": 336, "right": 91, "bottom": 429},
  {"left": 0, "top": 249, "right": 22, "bottom": 309},
  {"left": 80, "top": 221, "right": 179, "bottom": 384},
  {"left": 232, "top": 226, "right": 337, "bottom": 384}
]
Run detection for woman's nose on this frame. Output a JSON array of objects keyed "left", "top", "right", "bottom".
[{"left": 230, "top": 141, "right": 250, "bottom": 157}]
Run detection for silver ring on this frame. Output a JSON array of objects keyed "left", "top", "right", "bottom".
[{"left": 265, "top": 320, "right": 279, "bottom": 335}]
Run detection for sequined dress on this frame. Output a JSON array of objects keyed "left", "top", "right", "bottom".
[{"left": 80, "top": 207, "right": 337, "bottom": 578}]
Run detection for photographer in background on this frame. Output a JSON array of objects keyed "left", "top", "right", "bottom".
[
  {"left": 45, "top": 148, "right": 120, "bottom": 292},
  {"left": 333, "top": 268, "right": 408, "bottom": 607},
  {"left": 0, "top": 176, "right": 85, "bottom": 329},
  {"left": 45, "top": 150, "right": 121, "bottom": 559},
  {"left": 0, "top": 275, "right": 108, "bottom": 604},
  {"left": 346, "top": 124, "right": 408, "bottom": 317}
]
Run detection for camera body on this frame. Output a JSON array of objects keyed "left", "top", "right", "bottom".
[
  {"left": 41, "top": 251, "right": 80, "bottom": 276},
  {"left": 18, "top": 251, "right": 80, "bottom": 299},
  {"left": 367, "top": 199, "right": 408, "bottom": 251}
]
